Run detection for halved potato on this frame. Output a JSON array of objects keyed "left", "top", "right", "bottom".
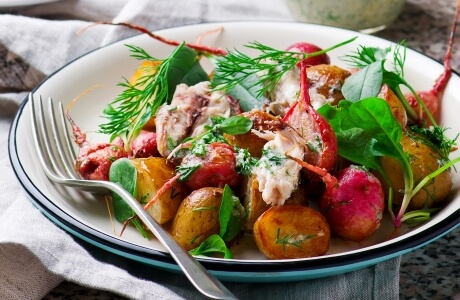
[
  {"left": 378, "top": 84, "right": 407, "bottom": 128},
  {"left": 306, "top": 64, "right": 351, "bottom": 107},
  {"left": 131, "top": 157, "right": 187, "bottom": 224},
  {"left": 240, "top": 174, "right": 307, "bottom": 232},
  {"left": 380, "top": 133, "right": 452, "bottom": 210},
  {"left": 170, "top": 187, "right": 223, "bottom": 250},
  {"left": 253, "top": 205, "right": 330, "bottom": 259}
]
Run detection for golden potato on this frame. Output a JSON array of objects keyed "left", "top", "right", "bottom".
[
  {"left": 129, "top": 60, "right": 160, "bottom": 85},
  {"left": 170, "top": 187, "right": 223, "bottom": 250},
  {"left": 306, "top": 64, "right": 351, "bottom": 106},
  {"left": 224, "top": 110, "right": 285, "bottom": 158},
  {"left": 130, "top": 61, "right": 160, "bottom": 132},
  {"left": 381, "top": 133, "right": 452, "bottom": 210},
  {"left": 378, "top": 84, "right": 407, "bottom": 128},
  {"left": 253, "top": 205, "right": 330, "bottom": 259},
  {"left": 240, "top": 174, "right": 308, "bottom": 232},
  {"left": 131, "top": 157, "right": 187, "bottom": 224}
]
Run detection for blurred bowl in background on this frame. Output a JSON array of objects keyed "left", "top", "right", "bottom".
[{"left": 285, "top": 0, "right": 406, "bottom": 33}]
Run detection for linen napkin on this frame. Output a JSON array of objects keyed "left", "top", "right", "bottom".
[{"left": 0, "top": 1, "right": 401, "bottom": 299}]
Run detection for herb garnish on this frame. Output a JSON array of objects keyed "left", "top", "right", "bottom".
[
  {"left": 235, "top": 147, "right": 258, "bottom": 176},
  {"left": 99, "top": 43, "right": 208, "bottom": 146},
  {"left": 341, "top": 41, "right": 435, "bottom": 125},
  {"left": 274, "top": 228, "right": 317, "bottom": 252},
  {"left": 168, "top": 115, "right": 253, "bottom": 161},
  {"left": 189, "top": 185, "right": 244, "bottom": 258},
  {"left": 318, "top": 98, "right": 460, "bottom": 227},
  {"left": 212, "top": 37, "right": 357, "bottom": 101},
  {"left": 408, "top": 125, "right": 458, "bottom": 162}
]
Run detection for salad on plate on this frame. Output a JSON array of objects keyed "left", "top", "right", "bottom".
[{"left": 65, "top": 20, "right": 460, "bottom": 261}]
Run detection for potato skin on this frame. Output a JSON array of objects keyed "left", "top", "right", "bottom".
[
  {"left": 224, "top": 110, "right": 285, "bottom": 158},
  {"left": 253, "top": 205, "right": 330, "bottom": 259},
  {"left": 170, "top": 187, "right": 223, "bottom": 251},
  {"left": 132, "top": 157, "right": 187, "bottom": 224},
  {"left": 378, "top": 84, "right": 407, "bottom": 128},
  {"left": 381, "top": 133, "right": 452, "bottom": 209},
  {"left": 306, "top": 64, "right": 351, "bottom": 107},
  {"left": 240, "top": 174, "right": 307, "bottom": 232}
]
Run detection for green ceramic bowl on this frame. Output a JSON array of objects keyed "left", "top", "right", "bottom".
[{"left": 285, "top": 0, "right": 406, "bottom": 33}]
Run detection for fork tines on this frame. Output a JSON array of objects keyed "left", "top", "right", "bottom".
[{"left": 30, "top": 93, "right": 79, "bottom": 182}]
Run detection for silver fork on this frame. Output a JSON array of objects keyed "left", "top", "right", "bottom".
[{"left": 29, "top": 93, "right": 238, "bottom": 300}]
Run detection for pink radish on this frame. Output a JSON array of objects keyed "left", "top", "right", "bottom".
[
  {"left": 404, "top": 0, "right": 459, "bottom": 126},
  {"left": 286, "top": 42, "right": 331, "bottom": 66},
  {"left": 319, "top": 165, "right": 384, "bottom": 242}
]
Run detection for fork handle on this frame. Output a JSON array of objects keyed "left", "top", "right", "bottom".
[{"left": 94, "top": 180, "right": 238, "bottom": 300}]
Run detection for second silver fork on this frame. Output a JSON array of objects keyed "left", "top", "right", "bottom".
[{"left": 30, "top": 93, "right": 237, "bottom": 300}]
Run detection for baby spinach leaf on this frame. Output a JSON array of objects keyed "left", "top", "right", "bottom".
[
  {"left": 189, "top": 234, "right": 233, "bottom": 259},
  {"left": 342, "top": 61, "right": 383, "bottom": 101},
  {"left": 219, "top": 185, "right": 244, "bottom": 242},
  {"left": 165, "top": 44, "right": 209, "bottom": 102},
  {"left": 213, "top": 69, "right": 267, "bottom": 112},
  {"left": 318, "top": 98, "right": 405, "bottom": 172},
  {"left": 109, "top": 158, "right": 137, "bottom": 222},
  {"left": 219, "top": 115, "right": 253, "bottom": 135},
  {"left": 109, "top": 158, "right": 149, "bottom": 238}
]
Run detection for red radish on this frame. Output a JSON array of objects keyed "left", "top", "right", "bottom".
[
  {"left": 131, "top": 130, "right": 159, "bottom": 158},
  {"left": 65, "top": 110, "right": 128, "bottom": 181},
  {"left": 283, "top": 59, "right": 338, "bottom": 174},
  {"left": 143, "top": 142, "right": 240, "bottom": 210},
  {"left": 182, "top": 142, "right": 240, "bottom": 190},
  {"left": 405, "top": 1, "right": 459, "bottom": 126},
  {"left": 286, "top": 42, "right": 331, "bottom": 66},
  {"left": 319, "top": 165, "right": 384, "bottom": 242}
]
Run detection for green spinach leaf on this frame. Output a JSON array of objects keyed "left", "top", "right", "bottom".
[
  {"left": 189, "top": 234, "right": 233, "bottom": 259},
  {"left": 109, "top": 158, "right": 148, "bottom": 238}
]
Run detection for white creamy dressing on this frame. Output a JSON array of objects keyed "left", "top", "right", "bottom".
[
  {"left": 287, "top": 230, "right": 325, "bottom": 244},
  {"left": 253, "top": 128, "right": 306, "bottom": 206},
  {"left": 269, "top": 68, "right": 300, "bottom": 116}
]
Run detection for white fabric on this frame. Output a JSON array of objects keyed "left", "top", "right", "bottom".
[{"left": 0, "top": 1, "right": 400, "bottom": 299}]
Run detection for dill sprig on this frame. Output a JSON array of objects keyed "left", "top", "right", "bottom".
[
  {"left": 409, "top": 125, "right": 459, "bottom": 161},
  {"left": 212, "top": 37, "right": 357, "bottom": 98},
  {"left": 99, "top": 43, "right": 182, "bottom": 143},
  {"left": 341, "top": 45, "right": 390, "bottom": 69},
  {"left": 274, "top": 228, "right": 317, "bottom": 252},
  {"left": 393, "top": 40, "right": 407, "bottom": 77}
]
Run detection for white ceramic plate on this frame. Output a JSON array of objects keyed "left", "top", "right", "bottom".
[{"left": 9, "top": 21, "right": 460, "bottom": 282}]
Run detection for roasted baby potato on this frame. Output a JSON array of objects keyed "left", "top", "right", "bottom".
[
  {"left": 378, "top": 84, "right": 407, "bottom": 128},
  {"left": 131, "top": 157, "right": 187, "bottom": 224},
  {"left": 306, "top": 64, "right": 351, "bottom": 108},
  {"left": 253, "top": 204, "right": 330, "bottom": 259},
  {"left": 240, "top": 174, "right": 307, "bottom": 232},
  {"left": 380, "top": 133, "right": 452, "bottom": 210},
  {"left": 170, "top": 187, "right": 223, "bottom": 250},
  {"left": 224, "top": 110, "right": 285, "bottom": 158}
]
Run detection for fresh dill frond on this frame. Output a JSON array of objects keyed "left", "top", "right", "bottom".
[
  {"left": 409, "top": 125, "right": 459, "bottom": 161},
  {"left": 99, "top": 42, "right": 208, "bottom": 146},
  {"left": 341, "top": 39, "right": 407, "bottom": 76},
  {"left": 341, "top": 45, "right": 390, "bottom": 68},
  {"left": 98, "top": 44, "right": 173, "bottom": 142},
  {"left": 274, "top": 228, "right": 318, "bottom": 252},
  {"left": 212, "top": 37, "right": 357, "bottom": 98},
  {"left": 212, "top": 42, "right": 299, "bottom": 97},
  {"left": 393, "top": 39, "right": 407, "bottom": 77}
]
